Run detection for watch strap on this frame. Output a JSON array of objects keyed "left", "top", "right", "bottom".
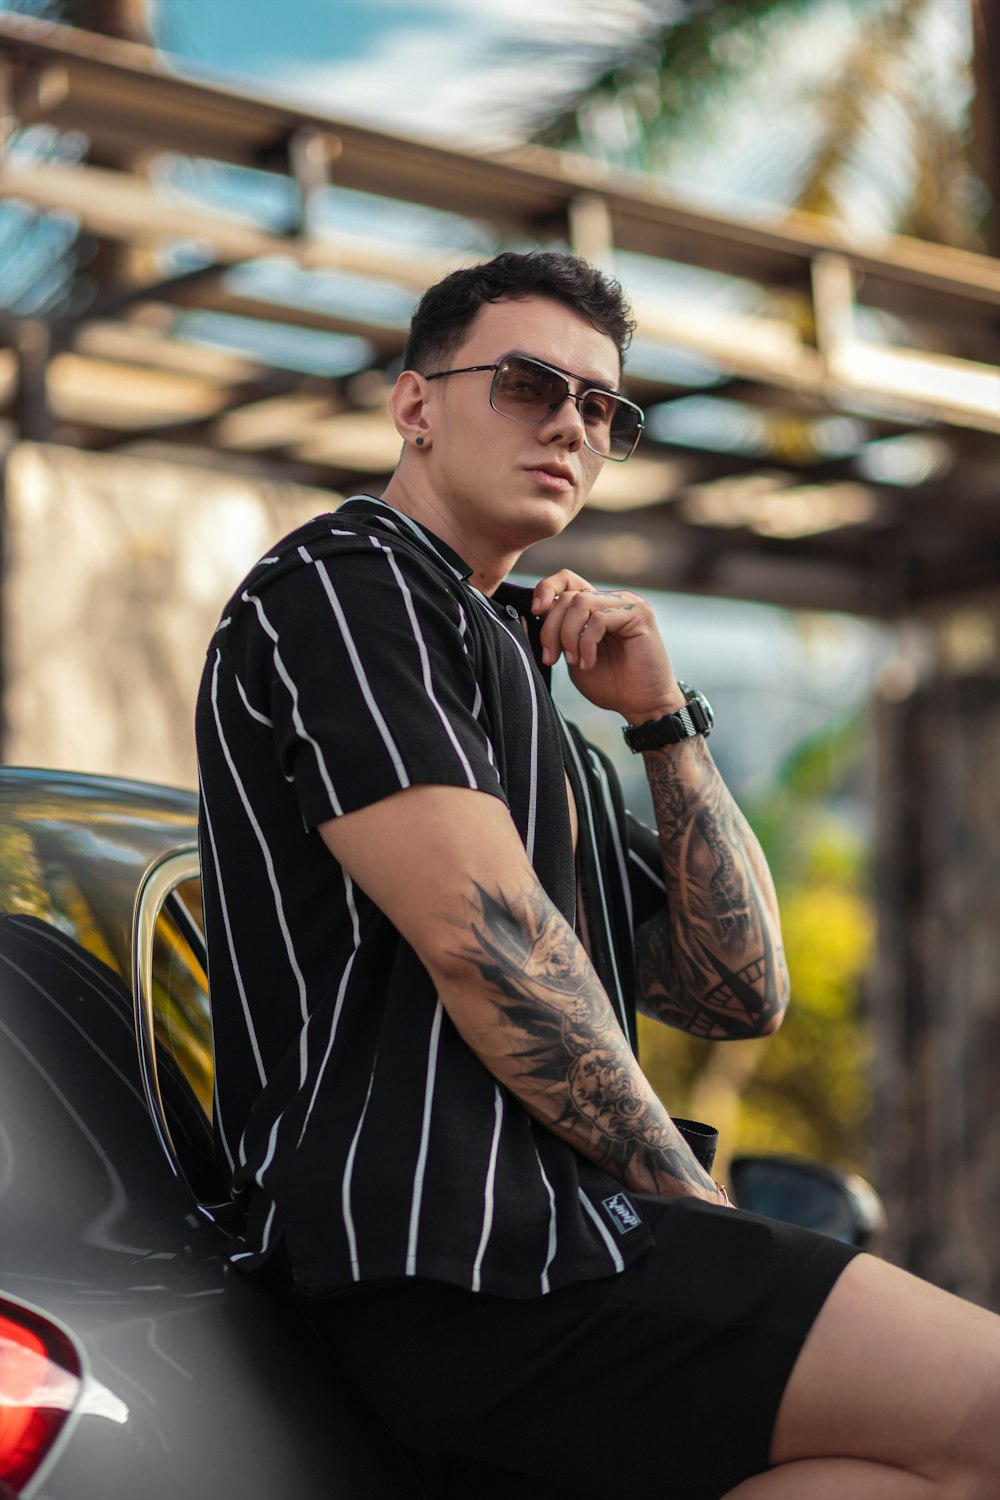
[{"left": 622, "top": 686, "right": 712, "bottom": 752}]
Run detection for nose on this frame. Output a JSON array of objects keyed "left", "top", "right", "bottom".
[{"left": 537, "top": 388, "right": 586, "bottom": 450}]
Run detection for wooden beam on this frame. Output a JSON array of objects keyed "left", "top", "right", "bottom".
[{"left": 2, "top": 11, "right": 997, "bottom": 314}]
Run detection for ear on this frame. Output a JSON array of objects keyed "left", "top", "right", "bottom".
[{"left": 389, "top": 369, "right": 432, "bottom": 448}]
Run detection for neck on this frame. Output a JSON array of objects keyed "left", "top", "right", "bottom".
[{"left": 379, "top": 472, "right": 519, "bottom": 596}]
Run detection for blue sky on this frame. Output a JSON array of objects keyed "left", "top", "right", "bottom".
[
  {"left": 146, "top": 0, "right": 608, "bottom": 149},
  {"left": 139, "top": 0, "right": 973, "bottom": 235},
  {"left": 2, "top": 0, "right": 974, "bottom": 227}
]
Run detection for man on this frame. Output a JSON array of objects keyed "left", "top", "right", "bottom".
[{"left": 197, "top": 252, "right": 1000, "bottom": 1499}]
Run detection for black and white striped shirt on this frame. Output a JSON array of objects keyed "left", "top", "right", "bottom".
[{"left": 196, "top": 496, "right": 668, "bottom": 1297}]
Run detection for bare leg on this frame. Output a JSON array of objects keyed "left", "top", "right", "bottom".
[{"left": 719, "top": 1255, "right": 1000, "bottom": 1500}]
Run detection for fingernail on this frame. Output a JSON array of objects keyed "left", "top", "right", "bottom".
[
  {"left": 542, "top": 646, "right": 553, "bottom": 665},
  {"left": 564, "top": 651, "right": 576, "bottom": 666}
]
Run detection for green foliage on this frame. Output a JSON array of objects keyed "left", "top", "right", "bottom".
[
  {"left": 520, "top": 0, "right": 984, "bottom": 251},
  {"left": 532, "top": 0, "right": 852, "bottom": 167}
]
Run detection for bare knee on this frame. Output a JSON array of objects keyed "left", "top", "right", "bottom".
[
  {"left": 941, "top": 1330, "right": 1000, "bottom": 1500},
  {"left": 944, "top": 1368, "right": 1000, "bottom": 1500},
  {"left": 947, "top": 1468, "right": 1000, "bottom": 1500},
  {"left": 770, "top": 1254, "right": 1000, "bottom": 1485}
]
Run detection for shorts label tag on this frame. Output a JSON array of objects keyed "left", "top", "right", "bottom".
[{"left": 601, "top": 1193, "right": 642, "bottom": 1235}]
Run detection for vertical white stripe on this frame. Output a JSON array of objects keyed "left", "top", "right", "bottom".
[
  {"left": 295, "top": 870, "right": 362, "bottom": 1149},
  {"left": 509, "top": 629, "right": 540, "bottom": 862},
  {"left": 471, "top": 1085, "right": 504, "bottom": 1292},
  {"left": 210, "top": 648, "right": 310, "bottom": 1026},
  {"left": 560, "top": 720, "right": 630, "bottom": 1038},
  {"left": 241, "top": 589, "right": 344, "bottom": 816},
  {"left": 376, "top": 542, "right": 479, "bottom": 789},
  {"left": 201, "top": 674, "right": 267, "bottom": 1088},
  {"left": 252, "top": 1114, "right": 283, "bottom": 1190},
  {"left": 310, "top": 560, "right": 410, "bottom": 788},
  {"left": 579, "top": 1190, "right": 625, "bottom": 1273},
  {"left": 590, "top": 749, "right": 634, "bottom": 934},
  {"left": 628, "top": 846, "right": 666, "bottom": 894},
  {"left": 406, "top": 1000, "right": 444, "bottom": 1275},
  {"left": 296, "top": 951, "right": 358, "bottom": 1144},
  {"left": 342, "top": 1056, "right": 378, "bottom": 1282},
  {"left": 234, "top": 673, "right": 273, "bottom": 727},
  {"left": 469, "top": 596, "right": 540, "bottom": 861},
  {"left": 533, "top": 1146, "right": 559, "bottom": 1295},
  {"left": 236, "top": 1198, "right": 278, "bottom": 1261}
]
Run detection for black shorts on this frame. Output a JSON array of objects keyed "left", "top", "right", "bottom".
[{"left": 297, "top": 1195, "right": 861, "bottom": 1500}]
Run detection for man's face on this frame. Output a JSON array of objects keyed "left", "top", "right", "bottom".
[{"left": 416, "top": 295, "right": 621, "bottom": 558}]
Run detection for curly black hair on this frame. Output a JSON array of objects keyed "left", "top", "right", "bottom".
[{"left": 402, "top": 251, "right": 635, "bottom": 375}]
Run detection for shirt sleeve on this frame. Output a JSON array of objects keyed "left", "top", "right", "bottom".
[{"left": 229, "top": 536, "right": 506, "bottom": 830}]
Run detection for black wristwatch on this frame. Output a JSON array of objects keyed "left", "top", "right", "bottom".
[{"left": 621, "top": 681, "right": 714, "bottom": 752}]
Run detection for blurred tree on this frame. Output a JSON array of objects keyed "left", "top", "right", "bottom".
[
  {"left": 640, "top": 709, "right": 876, "bottom": 1176},
  {"left": 513, "top": 0, "right": 992, "bottom": 251}
]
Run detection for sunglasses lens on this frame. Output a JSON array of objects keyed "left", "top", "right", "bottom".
[
  {"left": 491, "top": 357, "right": 642, "bottom": 459},
  {"left": 492, "top": 358, "right": 566, "bottom": 419},
  {"left": 597, "top": 396, "right": 642, "bottom": 460}
]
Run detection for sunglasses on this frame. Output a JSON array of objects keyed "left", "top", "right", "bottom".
[{"left": 423, "top": 353, "right": 644, "bottom": 462}]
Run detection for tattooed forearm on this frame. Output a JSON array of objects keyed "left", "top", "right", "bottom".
[
  {"left": 636, "top": 905, "right": 783, "bottom": 1038},
  {"left": 637, "top": 739, "right": 789, "bottom": 1037},
  {"left": 449, "top": 881, "right": 716, "bottom": 1198}
]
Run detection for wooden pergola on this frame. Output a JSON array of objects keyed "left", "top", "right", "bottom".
[
  {"left": 2, "top": 11, "right": 998, "bottom": 614},
  {"left": 2, "top": 11, "right": 999, "bottom": 1307}
]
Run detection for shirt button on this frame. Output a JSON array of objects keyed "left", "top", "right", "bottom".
[{"left": 505, "top": 605, "right": 519, "bottom": 619}]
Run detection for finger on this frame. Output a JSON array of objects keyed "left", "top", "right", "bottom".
[
  {"left": 545, "top": 593, "right": 621, "bottom": 669},
  {"left": 577, "top": 611, "right": 616, "bottom": 671},
  {"left": 564, "top": 606, "right": 610, "bottom": 670},
  {"left": 538, "top": 590, "right": 594, "bottom": 665},
  {"left": 531, "top": 570, "right": 593, "bottom": 616},
  {"left": 541, "top": 590, "right": 644, "bottom": 667}
]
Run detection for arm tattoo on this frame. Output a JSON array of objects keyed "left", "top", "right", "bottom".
[
  {"left": 450, "top": 882, "right": 715, "bottom": 1196},
  {"left": 637, "top": 743, "right": 788, "bottom": 1038}
]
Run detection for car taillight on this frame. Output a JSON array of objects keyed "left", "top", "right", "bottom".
[{"left": 0, "top": 1303, "right": 81, "bottom": 1494}]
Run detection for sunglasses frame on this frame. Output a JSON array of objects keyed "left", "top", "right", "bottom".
[{"left": 423, "top": 353, "right": 644, "bottom": 462}]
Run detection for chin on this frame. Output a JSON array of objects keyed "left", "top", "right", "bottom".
[{"left": 517, "top": 493, "right": 580, "bottom": 537}]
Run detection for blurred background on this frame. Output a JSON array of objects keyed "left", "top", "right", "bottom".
[{"left": 1, "top": 0, "right": 998, "bottom": 1305}]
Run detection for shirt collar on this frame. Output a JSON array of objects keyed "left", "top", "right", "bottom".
[
  {"left": 337, "top": 495, "right": 473, "bottom": 582},
  {"left": 336, "top": 496, "right": 543, "bottom": 666},
  {"left": 336, "top": 497, "right": 551, "bottom": 685}
]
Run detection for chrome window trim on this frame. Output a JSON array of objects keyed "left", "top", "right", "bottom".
[{"left": 131, "top": 844, "right": 202, "bottom": 1182}]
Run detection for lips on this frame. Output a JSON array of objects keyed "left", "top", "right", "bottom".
[{"left": 525, "top": 463, "right": 574, "bottom": 491}]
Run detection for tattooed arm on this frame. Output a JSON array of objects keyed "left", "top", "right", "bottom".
[
  {"left": 531, "top": 569, "right": 789, "bottom": 1040},
  {"left": 633, "top": 735, "right": 789, "bottom": 1038},
  {"left": 320, "top": 784, "right": 722, "bottom": 1202}
]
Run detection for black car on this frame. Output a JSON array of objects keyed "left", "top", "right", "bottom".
[{"left": 0, "top": 767, "right": 882, "bottom": 1500}]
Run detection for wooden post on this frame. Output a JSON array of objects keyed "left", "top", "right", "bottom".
[
  {"left": 13, "top": 320, "right": 52, "bottom": 443},
  {"left": 872, "top": 602, "right": 1000, "bottom": 1310}
]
